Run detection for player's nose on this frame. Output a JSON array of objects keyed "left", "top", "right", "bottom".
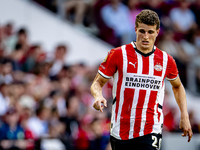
[{"left": 144, "top": 32, "right": 149, "bottom": 39}]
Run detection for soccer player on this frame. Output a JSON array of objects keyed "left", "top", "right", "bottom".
[{"left": 90, "top": 9, "right": 193, "bottom": 150}]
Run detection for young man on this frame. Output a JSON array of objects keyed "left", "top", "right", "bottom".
[{"left": 90, "top": 9, "right": 193, "bottom": 150}]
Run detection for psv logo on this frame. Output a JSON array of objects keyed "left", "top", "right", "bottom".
[{"left": 154, "top": 64, "right": 163, "bottom": 71}]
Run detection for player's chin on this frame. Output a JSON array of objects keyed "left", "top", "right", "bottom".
[{"left": 141, "top": 45, "right": 150, "bottom": 49}]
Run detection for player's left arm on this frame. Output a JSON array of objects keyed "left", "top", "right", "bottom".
[{"left": 169, "top": 76, "right": 193, "bottom": 142}]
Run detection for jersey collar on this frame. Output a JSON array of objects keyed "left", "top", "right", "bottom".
[{"left": 131, "top": 41, "right": 156, "bottom": 57}]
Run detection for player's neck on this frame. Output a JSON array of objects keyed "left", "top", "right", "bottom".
[{"left": 134, "top": 42, "right": 154, "bottom": 54}]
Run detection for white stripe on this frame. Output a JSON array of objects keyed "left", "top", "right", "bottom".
[
  {"left": 111, "top": 71, "right": 120, "bottom": 139},
  {"left": 139, "top": 54, "right": 154, "bottom": 136},
  {"left": 152, "top": 85, "right": 165, "bottom": 134},
  {"left": 129, "top": 52, "right": 142, "bottom": 138},
  {"left": 159, "top": 51, "right": 168, "bottom": 105},
  {"left": 152, "top": 51, "right": 168, "bottom": 133},
  {"left": 98, "top": 70, "right": 111, "bottom": 79},
  {"left": 161, "top": 51, "right": 168, "bottom": 79},
  {"left": 116, "top": 45, "right": 127, "bottom": 138},
  {"left": 166, "top": 75, "right": 178, "bottom": 81},
  {"left": 129, "top": 89, "right": 139, "bottom": 139},
  {"left": 136, "top": 52, "right": 143, "bottom": 75},
  {"left": 110, "top": 101, "right": 118, "bottom": 138},
  {"left": 112, "top": 71, "right": 119, "bottom": 100},
  {"left": 131, "top": 42, "right": 136, "bottom": 48},
  {"left": 139, "top": 90, "right": 150, "bottom": 136}
]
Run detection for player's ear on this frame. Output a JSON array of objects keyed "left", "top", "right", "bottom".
[
  {"left": 135, "top": 26, "right": 137, "bottom": 35},
  {"left": 156, "top": 28, "right": 160, "bottom": 37}
]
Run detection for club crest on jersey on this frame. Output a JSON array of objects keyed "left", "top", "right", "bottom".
[
  {"left": 154, "top": 64, "right": 163, "bottom": 71},
  {"left": 103, "top": 55, "right": 108, "bottom": 62}
]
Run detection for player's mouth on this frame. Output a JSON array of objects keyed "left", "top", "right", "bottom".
[{"left": 142, "top": 41, "right": 149, "bottom": 45}]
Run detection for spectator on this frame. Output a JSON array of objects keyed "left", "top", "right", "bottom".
[
  {"left": 158, "top": 30, "right": 188, "bottom": 86},
  {"left": 127, "top": 0, "right": 141, "bottom": 40},
  {"left": 0, "top": 107, "right": 24, "bottom": 140},
  {"left": 143, "top": 0, "right": 163, "bottom": 18},
  {"left": 180, "top": 29, "right": 200, "bottom": 59},
  {"left": 9, "top": 43, "right": 25, "bottom": 71},
  {"left": 64, "top": 0, "right": 87, "bottom": 25},
  {"left": 44, "top": 90, "right": 67, "bottom": 117},
  {"left": 3, "top": 23, "right": 14, "bottom": 39},
  {"left": 101, "top": 0, "right": 135, "bottom": 45},
  {"left": 64, "top": 0, "right": 96, "bottom": 26},
  {"left": 0, "top": 107, "right": 31, "bottom": 149},
  {"left": 49, "top": 44, "right": 68, "bottom": 77},
  {"left": 16, "top": 28, "right": 29, "bottom": 51},
  {"left": 60, "top": 94, "right": 80, "bottom": 139},
  {"left": 0, "top": 84, "right": 10, "bottom": 116},
  {"left": 190, "top": 0, "right": 200, "bottom": 27},
  {"left": 25, "top": 68, "right": 52, "bottom": 101},
  {"left": 93, "top": 0, "right": 119, "bottom": 46},
  {"left": 88, "top": 118, "right": 110, "bottom": 150},
  {"left": 23, "top": 44, "right": 46, "bottom": 72},
  {"left": 169, "top": 0, "right": 197, "bottom": 41},
  {"left": 18, "top": 95, "right": 35, "bottom": 140},
  {"left": 4, "top": 27, "right": 30, "bottom": 56},
  {"left": 48, "top": 120, "right": 66, "bottom": 138},
  {"left": 27, "top": 105, "right": 51, "bottom": 139},
  {"left": 0, "top": 58, "right": 13, "bottom": 85}
]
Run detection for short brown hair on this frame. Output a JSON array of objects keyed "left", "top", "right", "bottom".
[{"left": 135, "top": 9, "right": 160, "bottom": 30}]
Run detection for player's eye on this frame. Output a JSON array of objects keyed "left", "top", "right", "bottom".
[
  {"left": 148, "top": 30, "right": 154, "bottom": 34},
  {"left": 139, "top": 29, "right": 145, "bottom": 33}
]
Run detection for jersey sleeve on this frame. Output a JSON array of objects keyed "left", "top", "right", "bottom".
[
  {"left": 98, "top": 49, "right": 119, "bottom": 79},
  {"left": 165, "top": 55, "right": 179, "bottom": 81}
]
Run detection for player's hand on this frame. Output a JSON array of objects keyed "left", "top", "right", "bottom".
[
  {"left": 93, "top": 97, "right": 107, "bottom": 113},
  {"left": 179, "top": 116, "right": 193, "bottom": 142}
]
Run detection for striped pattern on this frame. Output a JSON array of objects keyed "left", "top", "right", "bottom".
[{"left": 98, "top": 42, "right": 178, "bottom": 140}]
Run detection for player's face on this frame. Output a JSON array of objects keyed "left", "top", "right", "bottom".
[{"left": 135, "top": 23, "right": 160, "bottom": 52}]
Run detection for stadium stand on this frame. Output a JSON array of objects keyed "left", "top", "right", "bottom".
[{"left": 0, "top": 0, "right": 200, "bottom": 149}]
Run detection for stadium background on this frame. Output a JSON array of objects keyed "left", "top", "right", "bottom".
[{"left": 0, "top": 0, "right": 200, "bottom": 149}]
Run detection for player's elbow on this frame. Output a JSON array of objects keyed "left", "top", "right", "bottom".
[{"left": 172, "top": 83, "right": 184, "bottom": 93}]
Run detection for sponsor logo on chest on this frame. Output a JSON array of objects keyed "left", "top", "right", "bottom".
[{"left": 124, "top": 73, "right": 163, "bottom": 91}]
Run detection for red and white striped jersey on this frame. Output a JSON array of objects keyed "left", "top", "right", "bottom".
[{"left": 98, "top": 42, "right": 178, "bottom": 140}]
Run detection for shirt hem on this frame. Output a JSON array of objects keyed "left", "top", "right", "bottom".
[
  {"left": 98, "top": 70, "right": 111, "bottom": 79},
  {"left": 166, "top": 75, "right": 178, "bottom": 81}
]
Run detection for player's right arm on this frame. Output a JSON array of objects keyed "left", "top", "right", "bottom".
[
  {"left": 90, "top": 73, "right": 109, "bottom": 113},
  {"left": 91, "top": 48, "right": 119, "bottom": 113}
]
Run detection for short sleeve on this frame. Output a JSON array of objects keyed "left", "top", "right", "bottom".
[
  {"left": 165, "top": 55, "right": 179, "bottom": 81},
  {"left": 98, "top": 49, "right": 119, "bottom": 78}
]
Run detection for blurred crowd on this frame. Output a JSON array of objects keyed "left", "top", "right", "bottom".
[
  {"left": 0, "top": 24, "right": 112, "bottom": 149},
  {"left": 34, "top": 0, "right": 200, "bottom": 91},
  {"left": 0, "top": 0, "right": 200, "bottom": 149}
]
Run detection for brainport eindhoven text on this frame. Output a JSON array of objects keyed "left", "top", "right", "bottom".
[{"left": 125, "top": 76, "right": 162, "bottom": 90}]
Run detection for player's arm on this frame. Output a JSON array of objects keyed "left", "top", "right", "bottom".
[
  {"left": 169, "top": 76, "right": 193, "bottom": 142},
  {"left": 90, "top": 73, "right": 109, "bottom": 113}
]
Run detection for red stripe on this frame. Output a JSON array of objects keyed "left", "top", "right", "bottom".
[
  {"left": 153, "top": 49, "right": 163, "bottom": 77},
  {"left": 157, "top": 104, "right": 161, "bottom": 122},
  {"left": 142, "top": 56, "right": 149, "bottom": 75},
  {"left": 119, "top": 88, "right": 135, "bottom": 140},
  {"left": 126, "top": 44, "right": 138, "bottom": 74},
  {"left": 144, "top": 91, "right": 157, "bottom": 135},
  {"left": 153, "top": 49, "right": 164, "bottom": 124},
  {"left": 115, "top": 48, "right": 124, "bottom": 121},
  {"left": 133, "top": 90, "right": 146, "bottom": 138}
]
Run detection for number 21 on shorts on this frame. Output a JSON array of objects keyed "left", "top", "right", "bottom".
[{"left": 152, "top": 135, "right": 162, "bottom": 150}]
